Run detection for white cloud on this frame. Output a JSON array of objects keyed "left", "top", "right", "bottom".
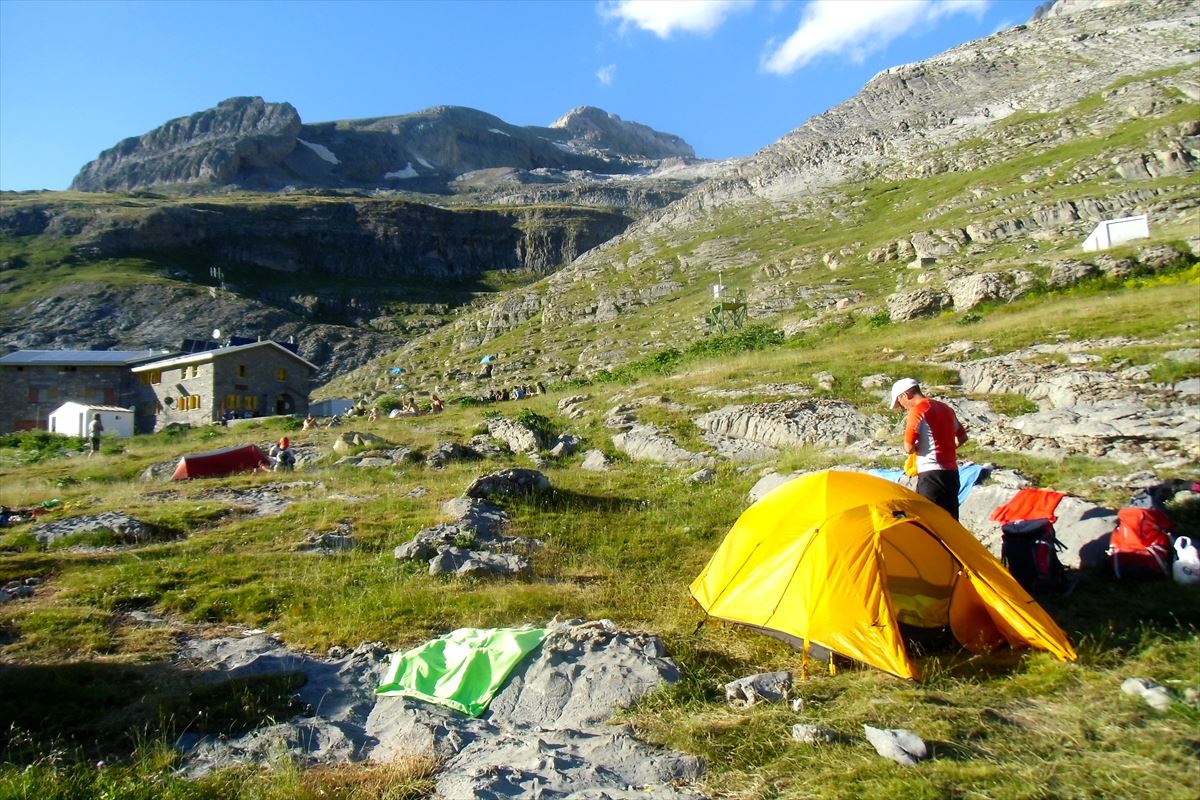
[
  {"left": 762, "top": 0, "right": 988, "bottom": 75},
  {"left": 600, "top": 0, "right": 754, "bottom": 38},
  {"left": 597, "top": 63, "right": 617, "bottom": 85}
]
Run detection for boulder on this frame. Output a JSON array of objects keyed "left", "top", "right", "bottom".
[
  {"left": 886, "top": 289, "right": 950, "bottom": 322},
  {"left": 427, "top": 548, "right": 532, "bottom": 578},
  {"left": 947, "top": 272, "right": 1012, "bottom": 311},
  {"left": 465, "top": 468, "right": 550, "bottom": 498},
  {"left": 581, "top": 450, "right": 612, "bottom": 472},
  {"left": 425, "top": 442, "right": 480, "bottom": 468},
  {"left": 487, "top": 417, "right": 545, "bottom": 454},
  {"left": 441, "top": 498, "right": 510, "bottom": 538},
  {"left": 1047, "top": 259, "right": 1099, "bottom": 288},
  {"left": 548, "top": 434, "right": 581, "bottom": 458}
]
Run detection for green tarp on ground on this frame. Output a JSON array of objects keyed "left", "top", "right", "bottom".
[{"left": 376, "top": 626, "right": 548, "bottom": 717}]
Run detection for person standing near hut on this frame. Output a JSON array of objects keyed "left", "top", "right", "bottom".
[{"left": 88, "top": 413, "right": 103, "bottom": 457}]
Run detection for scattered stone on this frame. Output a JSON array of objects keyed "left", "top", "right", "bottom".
[
  {"left": 1121, "top": 677, "right": 1174, "bottom": 711},
  {"left": 295, "top": 521, "right": 356, "bottom": 555},
  {"left": 139, "top": 459, "right": 177, "bottom": 482},
  {"left": 353, "top": 457, "right": 394, "bottom": 469},
  {"left": 725, "top": 671, "right": 792, "bottom": 708},
  {"left": 813, "top": 371, "right": 836, "bottom": 391},
  {"left": 863, "top": 725, "right": 929, "bottom": 766},
  {"left": 547, "top": 434, "right": 581, "bottom": 458},
  {"left": 1, "top": 582, "right": 34, "bottom": 600},
  {"left": 791, "top": 723, "right": 838, "bottom": 745},
  {"left": 558, "top": 394, "right": 591, "bottom": 420},
  {"left": 404, "top": 486, "right": 429, "bottom": 498},
  {"left": 687, "top": 468, "right": 715, "bottom": 485},
  {"left": 603, "top": 404, "right": 638, "bottom": 431},
  {"left": 428, "top": 547, "right": 532, "bottom": 578},
  {"left": 332, "top": 431, "right": 387, "bottom": 455},
  {"left": 581, "top": 450, "right": 612, "bottom": 472},
  {"left": 426, "top": 442, "right": 481, "bottom": 469}
]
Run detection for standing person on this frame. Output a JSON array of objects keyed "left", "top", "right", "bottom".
[
  {"left": 88, "top": 413, "right": 103, "bottom": 457},
  {"left": 889, "top": 378, "right": 968, "bottom": 519}
]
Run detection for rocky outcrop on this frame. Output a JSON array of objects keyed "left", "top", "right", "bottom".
[
  {"left": 612, "top": 424, "right": 710, "bottom": 467},
  {"left": 669, "top": 0, "right": 1198, "bottom": 212},
  {"left": 72, "top": 97, "right": 302, "bottom": 192},
  {"left": 696, "top": 400, "right": 878, "bottom": 450}
]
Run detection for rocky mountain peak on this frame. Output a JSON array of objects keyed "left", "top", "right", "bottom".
[
  {"left": 71, "top": 96, "right": 301, "bottom": 192},
  {"left": 1030, "top": 0, "right": 1135, "bottom": 21},
  {"left": 550, "top": 106, "right": 696, "bottom": 160}
]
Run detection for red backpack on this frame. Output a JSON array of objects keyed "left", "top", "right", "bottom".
[{"left": 1110, "top": 507, "right": 1173, "bottom": 578}]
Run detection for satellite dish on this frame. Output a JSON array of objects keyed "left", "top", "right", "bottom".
[{"left": 212, "top": 328, "right": 222, "bottom": 340}]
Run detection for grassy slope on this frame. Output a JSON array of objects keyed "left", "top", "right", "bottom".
[{"left": 1, "top": 274, "right": 1198, "bottom": 798}]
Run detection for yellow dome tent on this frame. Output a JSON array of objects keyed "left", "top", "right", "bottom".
[{"left": 690, "top": 470, "right": 1077, "bottom": 680}]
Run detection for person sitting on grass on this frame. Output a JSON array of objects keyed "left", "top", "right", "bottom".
[{"left": 268, "top": 437, "right": 295, "bottom": 472}]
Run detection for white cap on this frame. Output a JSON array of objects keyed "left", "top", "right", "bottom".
[{"left": 888, "top": 378, "right": 918, "bottom": 409}]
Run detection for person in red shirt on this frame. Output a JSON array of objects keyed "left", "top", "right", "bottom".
[{"left": 889, "top": 378, "right": 968, "bottom": 519}]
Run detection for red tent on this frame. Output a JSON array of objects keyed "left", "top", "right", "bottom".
[{"left": 170, "top": 444, "right": 269, "bottom": 480}]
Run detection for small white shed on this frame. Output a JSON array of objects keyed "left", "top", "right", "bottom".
[
  {"left": 1082, "top": 214, "right": 1150, "bottom": 252},
  {"left": 47, "top": 402, "right": 135, "bottom": 439},
  {"left": 310, "top": 398, "right": 355, "bottom": 417}
]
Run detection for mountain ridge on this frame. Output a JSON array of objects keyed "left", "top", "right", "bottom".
[{"left": 70, "top": 100, "right": 701, "bottom": 195}]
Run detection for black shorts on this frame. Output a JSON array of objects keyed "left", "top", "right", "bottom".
[{"left": 917, "top": 469, "right": 960, "bottom": 519}]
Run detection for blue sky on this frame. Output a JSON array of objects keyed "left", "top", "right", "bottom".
[{"left": 0, "top": 0, "right": 1042, "bottom": 191}]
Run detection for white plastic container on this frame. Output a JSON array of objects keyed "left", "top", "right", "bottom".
[{"left": 1173, "top": 536, "right": 1200, "bottom": 585}]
